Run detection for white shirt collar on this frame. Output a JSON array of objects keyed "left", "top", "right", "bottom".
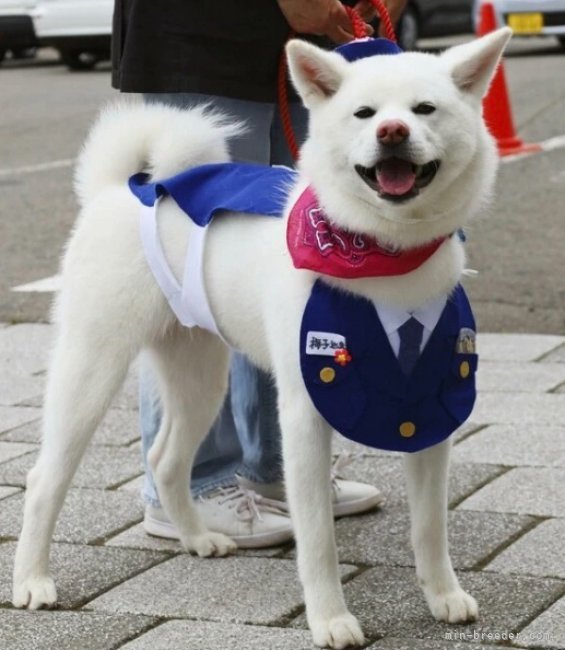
[{"left": 375, "top": 293, "right": 447, "bottom": 335}]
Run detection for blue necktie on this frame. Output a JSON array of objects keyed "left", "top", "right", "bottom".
[{"left": 398, "top": 317, "right": 424, "bottom": 375}]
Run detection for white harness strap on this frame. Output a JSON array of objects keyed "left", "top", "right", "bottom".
[{"left": 139, "top": 198, "right": 222, "bottom": 337}]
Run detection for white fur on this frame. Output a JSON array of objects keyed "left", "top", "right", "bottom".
[{"left": 13, "top": 29, "right": 511, "bottom": 648}]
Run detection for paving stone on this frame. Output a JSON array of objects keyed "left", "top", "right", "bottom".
[
  {"left": 0, "top": 372, "right": 45, "bottom": 407},
  {"left": 120, "top": 620, "right": 318, "bottom": 650},
  {"left": 488, "top": 519, "right": 565, "bottom": 579},
  {"left": 14, "top": 394, "right": 43, "bottom": 408},
  {"left": 472, "top": 393, "right": 565, "bottom": 425},
  {"left": 0, "top": 542, "right": 166, "bottom": 608},
  {"left": 458, "top": 468, "right": 565, "bottom": 517},
  {"left": 95, "top": 408, "right": 139, "bottom": 445},
  {"left": 0, "top": 451, "right": 37, "bottom": 486},
  {"left": 110, "top": 369, "right": 139, "bottom": 411},
  {"left": 332, "top": 430, "right": 399, "bottom": 457},
  {"left": 0, "top": 324, "right": 53, "bottom": 375},
  {"left": 292, "top": 567, "right": 565, "bottom": 641},
  {"left": 118, "top": 474, "right": 144, "bottom": 494},
  {"left": 520, "top": 596, "right": 565, "bottom": 648},
  {"left": 477, "top": 362, "right": 565, "bottom": 393},
  {"left": 331, "top": 455, "right": 504, "bottom": 510},
  {"left": 0, "top": 441, "right": 36, "bottom": 464},
  {"left": 0, "top": 485, "right": 20, "bottom": 500},
  {"left": 13, "top": 369, "right": 139, "bottom": 411},
  {"left": 447, "top": 462, "right": 507, "bottom": 506},
  {"left": 288, "top": 508, "right": 534, "bottom": 570},
  {"left": 105, "top": 522, "right": 283, "bottom": 557},
  {"left": 368, "top": 639, "right": 504, "bottom": 650},
  {"left": 1, "top": 408, "right": 140, "bottom": 447},
  {"left": 453, "top": 424, "right": 565, "bottom": 468},
  {"left": 1, "top": 419, "right": 45, "bottom": 444},
  {"left": 477, "top": 334, "right": 565, "bottom": 363},
  {"left": 0, "top": 489, "right": 143, "bottom": 543},
  {"left": 0, "top": 406, "right": 40, "bottom": 434},
  {"left": 556, "top": 383, "right": 565, "bottom": 394},
  {"left": 88, "top": 555, "right": 356, "bottom": 623},
  {"left": 0, "top": 610, "right": 157, "bottom": 650},
  {"left": 450, "top": 421, "right": 489, "bottom": 444},
  {"left": 540, "top": 343, "right": 565, "bottom": 364},
  {"left": 0, "top": 444, "right": 143, "bottom": 489}
]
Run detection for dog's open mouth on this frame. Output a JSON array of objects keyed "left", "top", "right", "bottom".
[{"left": 355, "top": 158, "right": 441, "bottom": 202}]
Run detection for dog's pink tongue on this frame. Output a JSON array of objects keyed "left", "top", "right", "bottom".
[{"left": 377, "top": 159, "right": 416, "bottom": 196}]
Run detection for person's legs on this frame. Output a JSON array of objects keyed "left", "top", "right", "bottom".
[
  {"left": 140, "top": 93, "right": 276, "bottom": 501},
  {"left": 233, "top": 102, "right": 308, "bottom": 487},
  {"left": 140, "top": 92, "right": 294, "bottom": 546}
]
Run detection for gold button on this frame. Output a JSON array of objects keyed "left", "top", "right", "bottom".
[
  {"left": 460, "top": 361, "right": 470, "bottom": 379},
  {"left": 399, "top": 421, "right": 416, "bottom": 438},
  {"left": 319, "top": 367, "right": 336, "bottom": 383}
]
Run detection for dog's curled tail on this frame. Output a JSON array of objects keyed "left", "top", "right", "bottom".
[{"left": 74, "top": 100, "right": 245, "bottom": 207}]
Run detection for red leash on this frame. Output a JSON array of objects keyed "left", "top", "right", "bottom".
[{"left": 279, "top": 0, "right": 397, "bottom": 162}]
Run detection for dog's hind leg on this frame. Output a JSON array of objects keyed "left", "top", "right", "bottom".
[
  {"left": 404, "top": 438, "right": 478, "bottom": 623},
  {"left": 277, "top": 378, "right": 365, "bottom": 649},
  {"left": 12, "top": 324, "right": 138, "bottom": 609},
  {"left": 145, "top": 328, "right": 236, "bottom": 557}
]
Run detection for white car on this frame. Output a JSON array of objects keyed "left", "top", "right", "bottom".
[
  {"left": 32, "top": 0, "right": 112, "bottom": 69},
  {"left": 492, "top": 0, "right": 565, "bottom": 48}
]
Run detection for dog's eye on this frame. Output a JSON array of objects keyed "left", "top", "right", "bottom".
[
  {"left": 413, "top": 102, "right": 436, "bottom": 115},
  {"left": 354, "top": 107, "right": 376, "bottom": 119}
]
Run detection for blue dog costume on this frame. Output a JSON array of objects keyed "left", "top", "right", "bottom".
[{"left": 129, "top": 38, "right": 478, "bottom": 454}]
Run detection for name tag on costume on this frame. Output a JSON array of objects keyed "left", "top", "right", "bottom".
[{"left": 306, "top": 331, "right": 346, "bottom": 356}]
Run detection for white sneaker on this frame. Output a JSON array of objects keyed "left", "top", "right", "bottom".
[
  {"left": 143, "top": 486, "right": 294, "bottom": 549},
  {"left": 238, "top": 452, "right": 385, "bottom": 518}
]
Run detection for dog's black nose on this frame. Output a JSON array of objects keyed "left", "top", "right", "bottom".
[{"left": 377, "top": 120, "right": 410, "bottom": 146}]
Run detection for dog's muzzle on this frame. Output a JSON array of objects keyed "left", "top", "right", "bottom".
[{"left": 355, "top": 157, "right": 441, "bottom": 202}]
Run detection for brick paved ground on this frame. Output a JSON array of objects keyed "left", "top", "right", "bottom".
[{"left": 1, "top": 324, "right": 564, "bottom": 650}]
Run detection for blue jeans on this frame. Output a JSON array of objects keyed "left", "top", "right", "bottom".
[{"left": 140, "top": 93, "right": 308, "bottom": 503}]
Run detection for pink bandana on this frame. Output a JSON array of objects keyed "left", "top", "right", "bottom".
[{"left": 286, "top": 186, "right": 447, "bottom": 279}]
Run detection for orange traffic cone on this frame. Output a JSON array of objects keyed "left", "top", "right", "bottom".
[{"left": 478, "top": 1, "right": 542, "bottom": 156}]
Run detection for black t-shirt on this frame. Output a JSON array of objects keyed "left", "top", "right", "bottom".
[{"left": 112, "top": 0, "right": 294, "bottom": 101}]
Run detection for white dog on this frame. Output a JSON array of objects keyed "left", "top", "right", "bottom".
[{"left": 13, "top": 28, "right": 511, "bottom": 649}]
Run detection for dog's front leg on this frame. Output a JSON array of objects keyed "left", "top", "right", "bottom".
[
  {"left": 404, "top": 438, "right": 478, "bottom": 623},
  {"left": 278, "top": 385, "right": 364, "bottom": 649}
]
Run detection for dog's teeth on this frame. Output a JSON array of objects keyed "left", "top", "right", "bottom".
[{"left": 415, "top": 165, "right": 424, "bottom": 178}]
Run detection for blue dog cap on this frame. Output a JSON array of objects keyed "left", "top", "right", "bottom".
[{"left": 335, "top": 37, "right": 403, "bottom": 61}]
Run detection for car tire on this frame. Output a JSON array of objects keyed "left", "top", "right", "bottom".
[
  {"left": 558, "top": 36, "right": 565, "bottom": 50},
  {"left": 397, "top": 5, "right": 419, "bottom": 51},
  {"left": 60, "top": 49, "right": 100, "bottom": 71},
  {"left": 12, "top": 47, "right": 37, "bottom": 60},
  {"left": 0, "top": 48, "right": 6, "bottom": 64}
]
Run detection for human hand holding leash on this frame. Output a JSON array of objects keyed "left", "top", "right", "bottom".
[{"left": 277, "top": 0, "right": 374, "bottom": 42}]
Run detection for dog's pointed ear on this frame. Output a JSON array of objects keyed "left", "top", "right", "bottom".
[
  {"left": 441, "top": 27, "right": 512, "bottom": 99},
  {"left": 286, "top": 39, "right": 347, "bottom": 108}
]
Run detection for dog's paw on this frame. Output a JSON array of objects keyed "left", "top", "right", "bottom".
[
  {"left": 310, "top": 612, "right": 365, "bottom": 649},
  {"left": 426, "top": 588, "right": 478, "bottom": 623},
  {"left": 13, "top": 575, "right": 57, "bottom": 610},
  {"left": 183, "top": 532, "right": 237, "bottom": 557}
]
